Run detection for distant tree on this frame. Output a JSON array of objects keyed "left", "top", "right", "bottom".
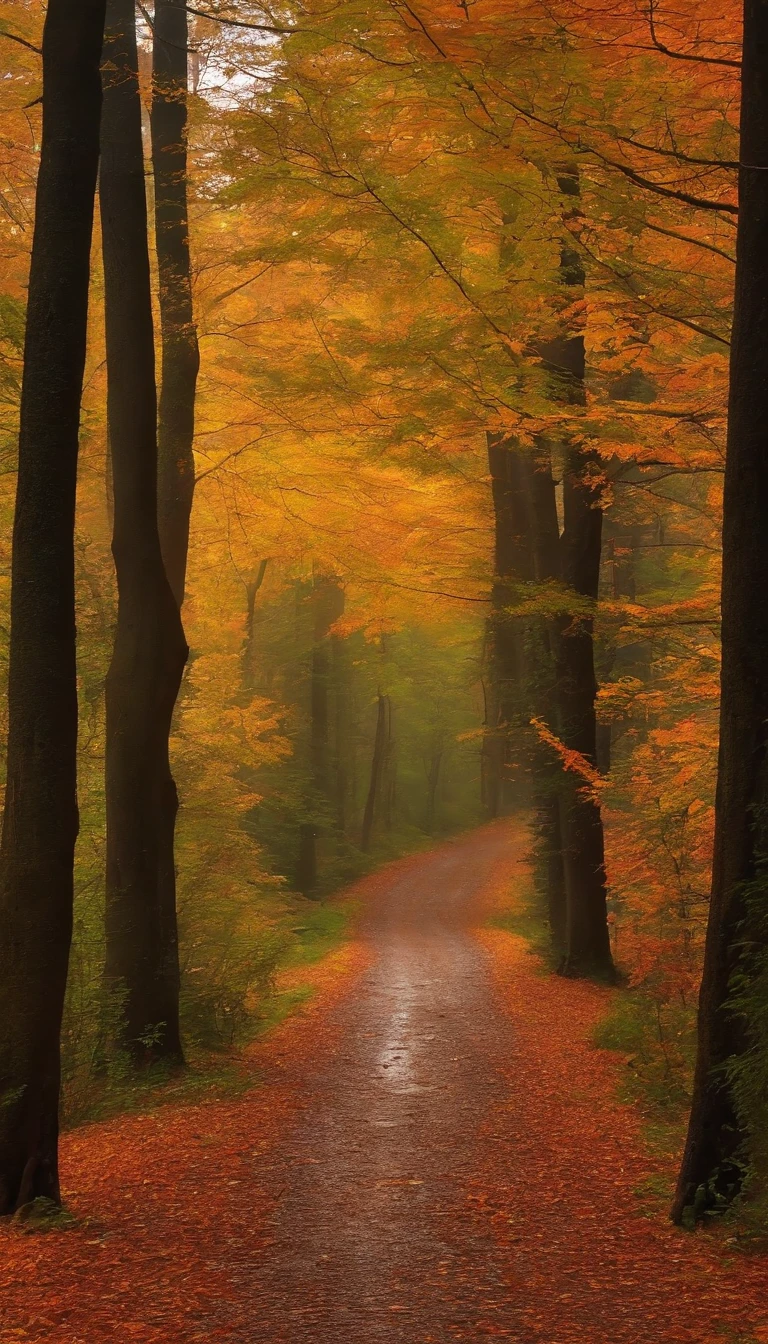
[{"left": 0, "top": 0, "right": 106, "bottom": 1212}]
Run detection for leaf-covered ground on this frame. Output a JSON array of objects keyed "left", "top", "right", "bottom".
[{"left": 2, "top": 823, "right": 768, "bottom": 1343}]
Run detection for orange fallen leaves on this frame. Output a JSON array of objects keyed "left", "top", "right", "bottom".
[
  {"left": 475, "top": 922, "right": 768, "bottom": 1344},
  {"left": 0, "top": 934, "right": 371, "bottom": 1344},
  {"left": 3, "top": 837, "right": 767, "bottom": 1344}
]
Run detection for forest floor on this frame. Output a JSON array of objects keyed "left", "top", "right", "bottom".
[{"left": 3, "top": 821, "right": 768, "bottom": 1344}]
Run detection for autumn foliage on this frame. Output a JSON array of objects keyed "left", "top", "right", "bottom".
[{"left": 0, "top": 0, "right": 760, "bottom": 1251}]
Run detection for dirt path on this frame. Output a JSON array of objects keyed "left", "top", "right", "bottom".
[
  {"left": 3, "top": 822, "right": 768, "bottom": 1343},
  {"left": 231, "top": 824, "right": 522, "bottom": 1342}
]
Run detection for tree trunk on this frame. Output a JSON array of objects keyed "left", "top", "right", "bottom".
[
  {"left": 672, "top": 0, "right": 768, "bottom": 1222},
  {"left": 382, "top": 695, "right": 396, "bottom": 831},
  {"left": 241, "top": 558, "right": 269, "bottom": 691},
  {"left": 331, "top": 630, "right": 351, "bottom": 833},
  {"left": 151, "top": 0, "right": 200, "bottom": 608},
  {"left": 101, "top": 0, "right": 189, "bottom": 1064},
  {"left": 296, "top": 575, "right": 344, "bottom": 894},
  {"left": 488, "top": 437, "right": 569, "bottom": 951},
  {"left": 555, "top": 441, "right": 614, "bottom": 978},
  {"left": 537, "top": 170, "right": 613, "bottom": 980},
  {"left": 0, "top": 0, "right": 105, "bottom": 1214},
  {"left": 361, "top": 692, "right": 389, "bottom": 853},
  {"left": 483, "top": 433, "right": 537, "bottom": 814},
  {"left": 425, "top": 740, "right": 443, "bottom": 833}
]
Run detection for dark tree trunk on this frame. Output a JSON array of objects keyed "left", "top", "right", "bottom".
[
  {"left": 361, "top": 692, "right": 389, "bottom": 853},
  {"left": 483, "top": 434, "right": 537, "bottom": 814},
  {"left": 425, "top": 740, "right": 443, "bottom": 833},
  {"left": 536, "top": 171, "right": 613, "bottom": 981},
  {"left": 521, "top": 445, "right": 568, "bottom": 951},
  {"left": 543, "top": 801, "right": 567, "bottom": 951},
  {"left": 0, "top": 0, "right": 105, "bottom": 1214},
  {"left": 382, "top": 696, "right": 396, "bottom": 831},
  {"left": 101, "top": 0, "right": 189, "bottom": 1064},
  {"left": 484, "top": 429, "right": 571, "bottom": 948},
  {"left": 595, "top": 518, "right": 646, "bottom": 774},
  {"left": 331, "top": 630, "right": 351, "bottom": 833},
  {"left": 672, "top": 0, "right": 768, "bottom": 1222},
  {"left": 555, "top": 441, "right": 613, "bottom": 978},
  {"left": 296, "top": 824, "right": 318, "bottom": 897},
  {"left": 241, "top": 558, "right": 269, "bottom": 691},
  {"left": 296, "top": 575, "right": 344, "bottom": 895},
  {"left": 523, "top": 433, "right": 610, "bottom": 971},
  {"left": 151, "top": 0, "right": 200, "bottom": 608}
]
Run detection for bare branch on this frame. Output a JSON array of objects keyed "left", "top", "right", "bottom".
[{"left": 647, "top": 0, "right": 740, "bottom": 69}]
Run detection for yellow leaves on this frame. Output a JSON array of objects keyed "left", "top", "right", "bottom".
[{"left": 174, "top": 655, "right": 290, "bottom": 777}]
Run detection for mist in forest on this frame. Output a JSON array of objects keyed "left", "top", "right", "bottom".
[{"left": 1, "top": 1, "right": 768, "bottom": 1339}]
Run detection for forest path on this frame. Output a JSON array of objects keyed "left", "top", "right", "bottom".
[
  {"left": 231, "top": 823, "right": 521, "bottom": 1342},
  {"left": 3, "top": 821, "right": 768, "bottom": 1343}
]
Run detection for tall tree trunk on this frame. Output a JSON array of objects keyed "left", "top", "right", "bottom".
[
  {"left": 296, "top": 575, "right": 343, "bottom": 894},
  {"left": 382, "top": 695, "right": 396, "bottom": 831},
  {"left": 101, "top": 0, "right": 189, "bottom": 1064},
  {"left": 555, "top": 441, "right": 613, "bottom": 977},
  {"left": 361, "top": 692, "right": 389, "bottom": 853},
  {"left": 483, "top": 433, "right": 536, "bottom": 814},
  {"left": 331, "top": 630, "right": 351, "bottom": 833},
  {"left": 540, "top": 170, "right": 613, "bottom": 980},
  {"left": 0, "top": 0, "right": 105, "bottom": 1214},
  {"left": 151, "top": 0, "right": 199, "bottom": 607},
  {"left": 524, "top": 445, "right": 568, "bottom": 954},
  {"left": 425, "top": 739, "right": 443, "bottom": 833},
  {"left": 241, "top": 557, "right": 269, "bottom": 691},
  {"left": 672, "top": 0, "right": 768, "bottom": 1222}
]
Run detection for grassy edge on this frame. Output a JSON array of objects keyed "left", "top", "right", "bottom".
[{"left": 61, "top": 887, "right": 364, "bottom": 1132}]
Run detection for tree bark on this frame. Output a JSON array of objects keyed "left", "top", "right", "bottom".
[
  {"left": 361, "top": 692, "right": 389, "bottom": 853},
  {"left": 425, "top": 739, "right": 443, "bottom": 833},
  {"left": 331, "top": 630, "right": 351, "bottom": 833},
  {"left": 151, "top": 0, "right": 199, "bottom": 608},
  {"left": 672, "top": 0, "right": 768, "bottom": 1222},
  {"left": 296, "top": 575, "right": 344, "bottom": 894},
  {"left": 242, "top": 558, "right": 269, "bottom": 691},
  {"left": 0, "top": 0, "right": 105, "bottom": 1214},
  {"left": 524, "top": 445, "right": 568, "bottom": 953},
  {"left": 483, "top": 434, "right": 536, "bottom": 814},
  {"left": 101, "top": 0, "right": 189, "bottom": 1064},
  {"left": 555, "top": 440, "right": 613, "bottom": 977},
  {"left": 382, "top": 695, "right": 396, "bottom": 831},
  {"left": 538, "top": 171, "right": 613, "bottom": 980}
]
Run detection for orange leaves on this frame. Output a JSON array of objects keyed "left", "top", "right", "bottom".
[
  {"left": 478, "top": 915, "right": 768, "bottom": 1344},
  {"left": 530, "top": 716, "right": 603, "bottom": 798}
]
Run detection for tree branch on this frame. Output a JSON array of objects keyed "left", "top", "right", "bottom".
[
  {"left": 0, "top": 26, "right": 42, "bottom": 55},
  {"left": 647, "top": 0, "right": 741, "bottom": 69}
]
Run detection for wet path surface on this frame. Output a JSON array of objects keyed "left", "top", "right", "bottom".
[
  {"left": 7, "top": 823, "right": 768, "bottom": 1344},
  {"left": 237, "top": 827, "right": 521, "bottom": 1341}
]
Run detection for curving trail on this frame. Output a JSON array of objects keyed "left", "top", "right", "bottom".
[
  {"left": 3, "top": 821, "right": 768, "bottom": 1343},
  {"left": 236, "top": 824, "right": 522, "bottom": 1342}
]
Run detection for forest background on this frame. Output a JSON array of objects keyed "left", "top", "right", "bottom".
[{"left": 0, "top": 0, "right": 734, "bottom": 1156}]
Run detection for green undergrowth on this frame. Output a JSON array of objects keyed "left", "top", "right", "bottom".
[
  {"left": 593, "top": 991, "right": 695, "bottom": 1118},
  {"left": 61, "top": 886, "right": 362, "bottom": 1133},
  {"left": 592, "top": 991, "right": 694, "bottom": 1212},
  {"left": 60, "top": 820, "right": 475, "bottom": 1133},
  {"left": 253, "top": 891, "right": 362, "bottom": 1036},
  {"left": 485, "top": 861, "right": 560, "bottom": 972},
  {"left": 594, "top": 994, "right": 768, "bottom": 1240}
]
